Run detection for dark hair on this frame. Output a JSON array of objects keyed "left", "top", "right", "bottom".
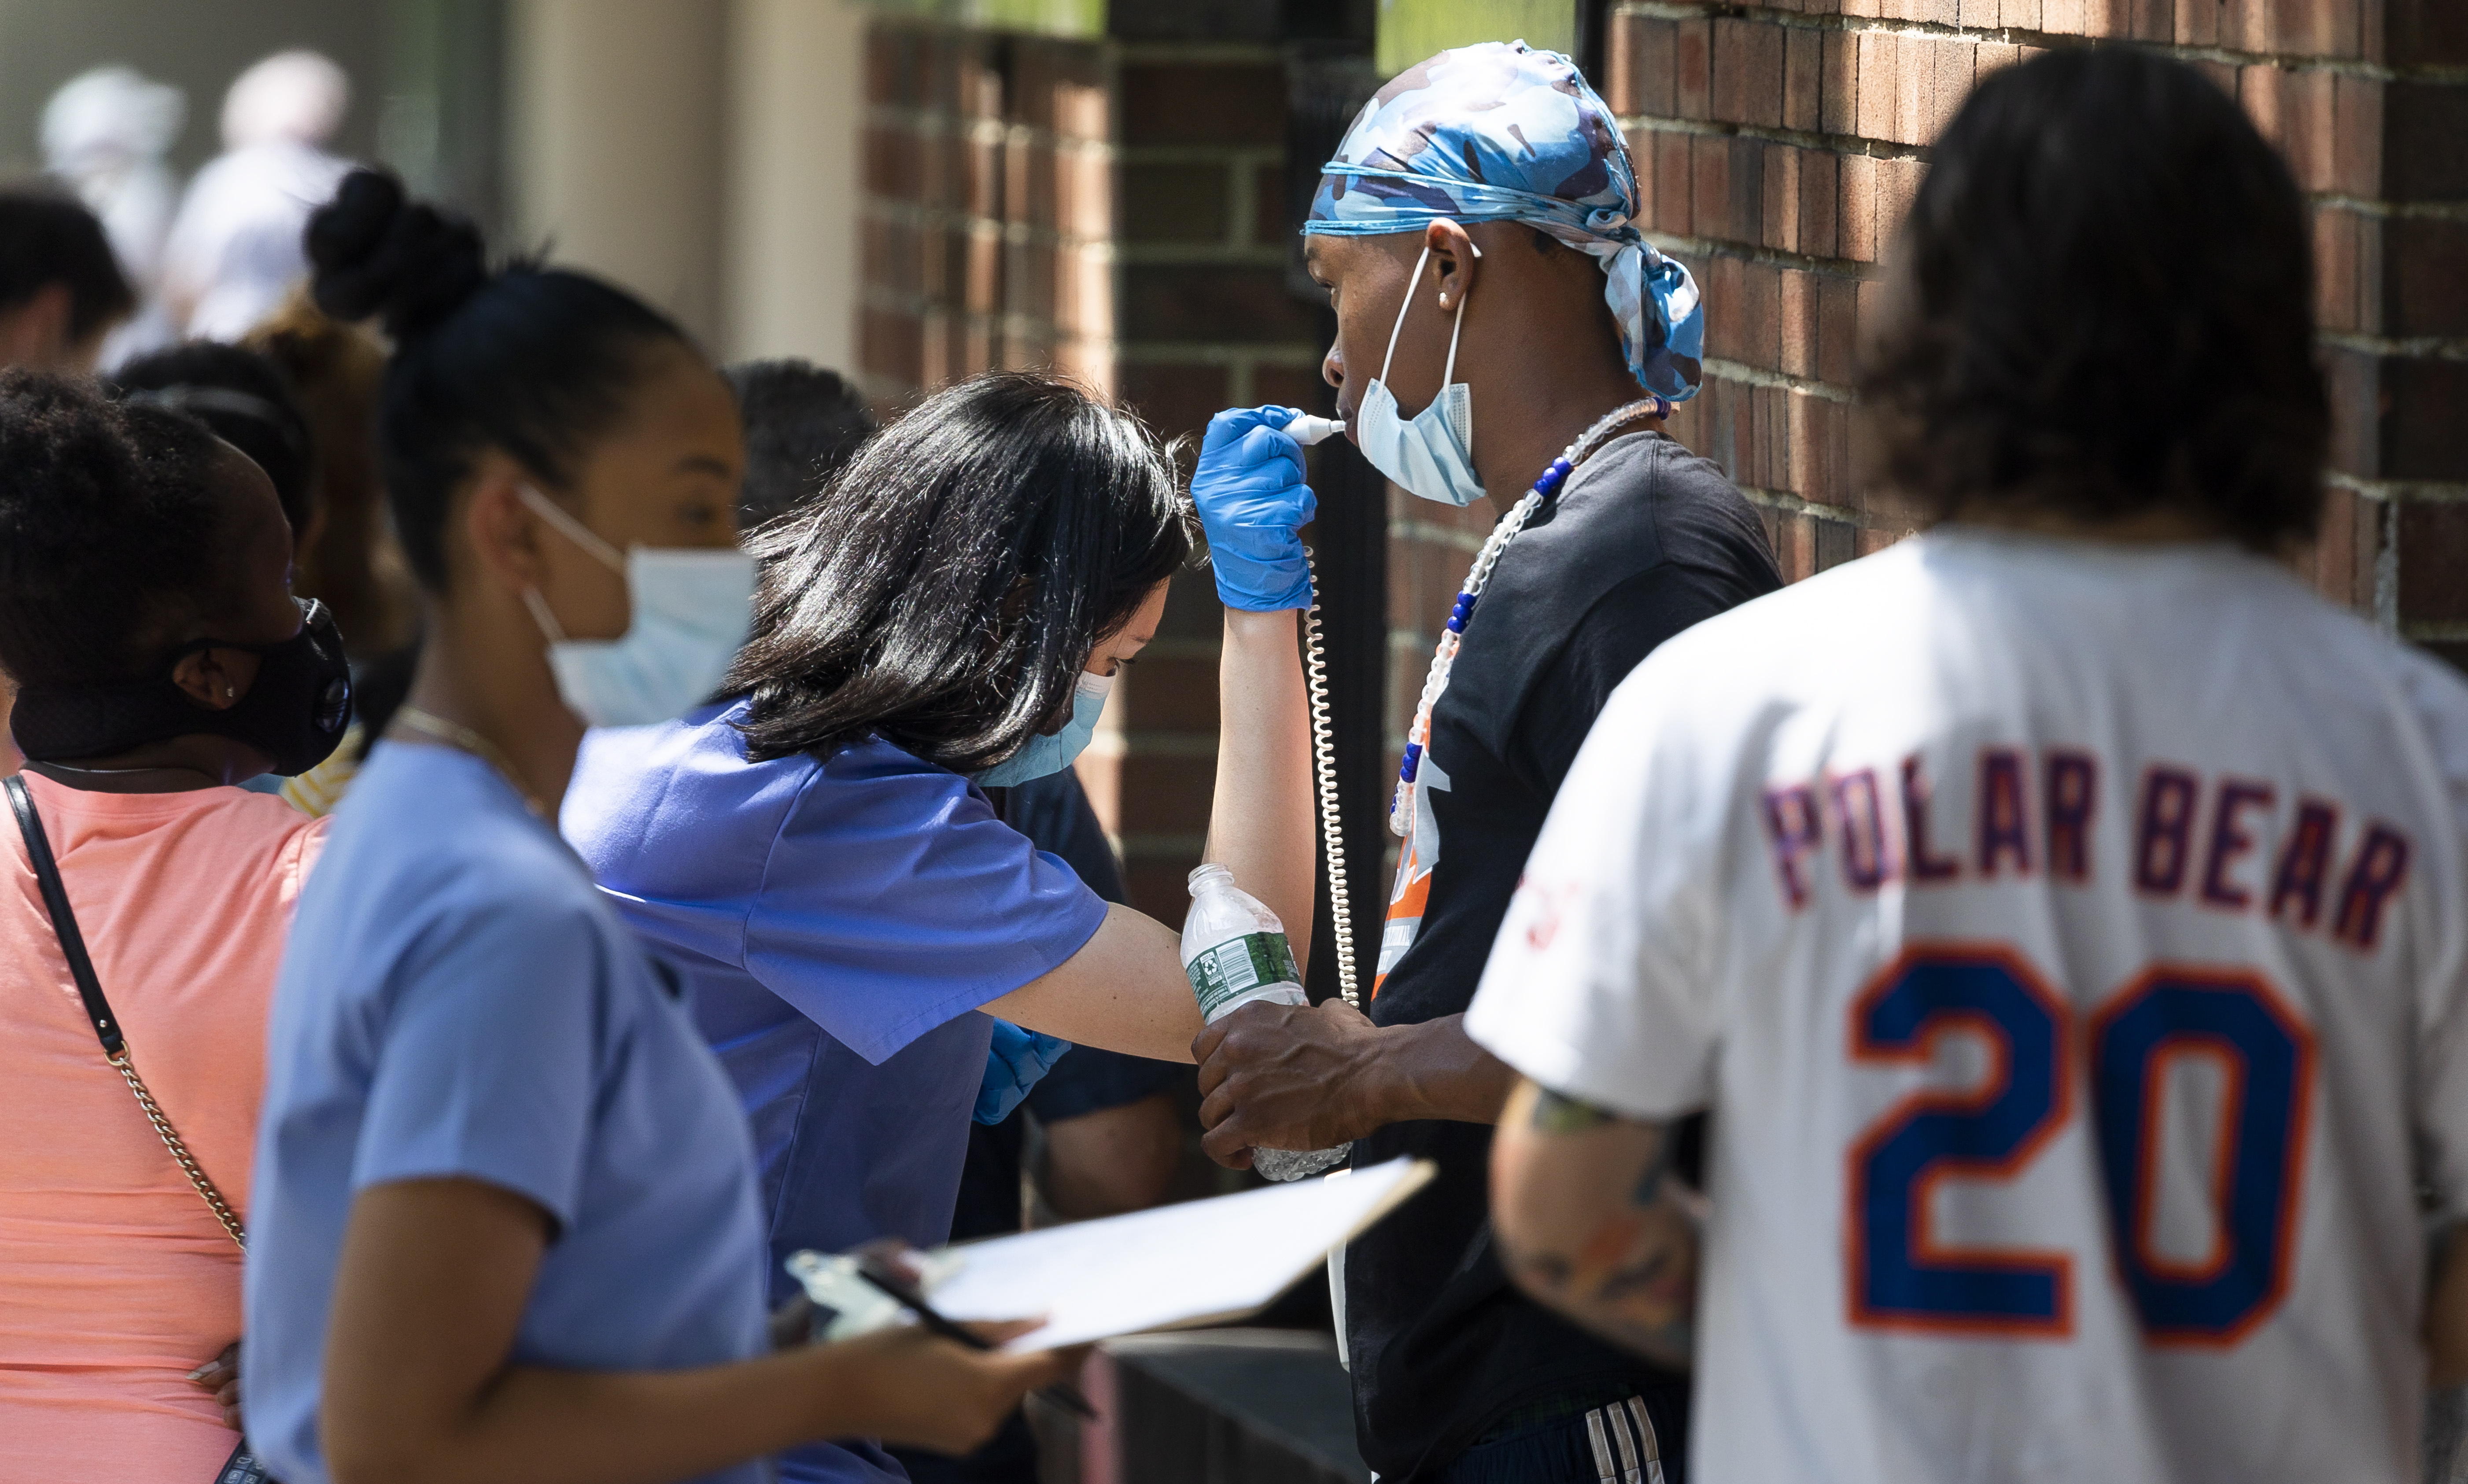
[
  {"left": 728, "top": 372, "right": 1193, "bottom": 771},
  {"left": 114, "top": 341, "right": 317, "bottom": 538},
  {"left": 1859, "top": 48, "right": 2326, "bottom": 550},
  {"left": 723, "top": 359, "right": 878, "bottom": 529},
  {"left": 305, "top": 169, "right": 693, "bottom": 590},
  {"left": 0, "top": 188, "right": 133, "bottom": 344},
  {"left": 0, "top": 370, "right": 233, "bottom": 689}
]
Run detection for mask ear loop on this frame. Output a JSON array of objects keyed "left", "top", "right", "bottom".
[
  {"left": 1377, "top": 237, "right": 1477, "bottom": 399},
  {"left": 515, "top": 483, "right": 627, "bottom": 648},
  {"left": 517, "top": 483, "right": 630, "bottom": 574},
  {"left": 520, "top": 587, "right": 571, "bottom": 645},
  {"left": 1377, "top": 243, "right": 1433, "bottom": 388}
]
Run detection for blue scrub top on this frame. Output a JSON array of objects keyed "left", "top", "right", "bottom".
[
  {"left": 246, "top": 741, "right": 771, "bottom": 1484},
  {"left": 564, "top": 700, "right": 1108, "bottom": 1484}
]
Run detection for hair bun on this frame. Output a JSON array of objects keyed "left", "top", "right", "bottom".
[{"left": 306, "top": 168, "right": 487, "bottom": 341}]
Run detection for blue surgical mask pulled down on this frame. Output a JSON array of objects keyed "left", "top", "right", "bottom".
[
  {"left": 973, "top": 670, "right": 1114, "bottom": 788},
  {"left": 517, "top": 485, "right": 756, "bottom": 728},
  {"left": 1354, "top": 240, "right": 1486, "bottom": 508}
]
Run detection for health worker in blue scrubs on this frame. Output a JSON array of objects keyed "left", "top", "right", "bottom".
[
  {"left": 564, "top": 370, "right": 1330, "bottom": 1484},
  {"left": 244, "top": 171, "right": 1074, "bottom": 1484}
]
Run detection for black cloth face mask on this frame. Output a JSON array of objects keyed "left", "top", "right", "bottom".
[{"left": 11, "top": 598, "right": 354, "bottom": 777}]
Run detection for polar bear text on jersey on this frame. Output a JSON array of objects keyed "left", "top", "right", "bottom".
[{"left": 1759, "top": 748, "right": 2414, "bottom": 954}]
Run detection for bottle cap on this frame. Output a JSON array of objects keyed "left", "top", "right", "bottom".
[{"left": 1187, "top": 862, "right": 1233, "bottom": 895}]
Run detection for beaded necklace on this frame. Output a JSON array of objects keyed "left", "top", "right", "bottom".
[{"left": 1390, "top": 398, "right": 1668, "bottom": 836}]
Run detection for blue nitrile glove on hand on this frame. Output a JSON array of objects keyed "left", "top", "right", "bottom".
[
  {"left": 1193, "top": 405, "right": 1318, "bottom": 612},
  {"left": 975, "top": 1019, "right": 1073, "bottom": 1125}
]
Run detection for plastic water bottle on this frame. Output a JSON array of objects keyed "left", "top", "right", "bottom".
[{"left": 1182, "top": 864, "right": 1352, "bottom": 1182}]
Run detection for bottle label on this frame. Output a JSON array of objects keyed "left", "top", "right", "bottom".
[{"left": 1185, "top": 932, "right": 1303, "bottom": 1020}]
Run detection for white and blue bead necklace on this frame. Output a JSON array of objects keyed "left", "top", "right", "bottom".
[{"left": 1390, "top": 397, "right": 1668, "bottom": 836}]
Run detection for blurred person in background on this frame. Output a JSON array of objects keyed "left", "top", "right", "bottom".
[
  {"left": 250, "top": 288, "right": 422, "bottom": 659},
  {"left": 116, "top": 340, "right": 319, "bottom": 545},
  {"left": 725, "top": 357, "right": 876, "bottom": 529},
  {"left": 42, "top": 65, "right": 186, "bottom": 366},
  {"left": 0, "top": 186, "right": 137, "bottom": 772},
  {"left": 0, "top": 370, "right": 346, "bottom": 1482},
  {"left": 0, "top": 187, "right": 133, "bottom": 372},
  {"left": 162, "top": 50, "right": 353, "bottom": 342},
  {"left": 246, "top": 169, "right": 1067, "bottom": 1484}
]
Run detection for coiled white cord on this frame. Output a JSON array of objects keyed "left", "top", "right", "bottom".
[{"left": 1299, "top": 547, "right": 1359, "bottom": 1009}]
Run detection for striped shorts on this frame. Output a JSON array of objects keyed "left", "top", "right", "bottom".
[{"left": 1431, "top": 1388, "right": 1679, "bottom": 1484}]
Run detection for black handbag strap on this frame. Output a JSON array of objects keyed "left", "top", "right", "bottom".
[
  {"left": 7, "top": 773, "right": 123, "bottom": 1054},
  {"left": 6, "top": 771, "right": 248, "bottom": 1252}
]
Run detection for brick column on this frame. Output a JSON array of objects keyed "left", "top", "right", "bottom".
[
  {"left": 859, "top": 24, "right": 1114, "bottom": 404},
  {"left": 1109, "top": 44, "right": 1325, "bottom": 919},
  {"left": 1598, "top": 0, "right": 2466, "bottom": 663}
]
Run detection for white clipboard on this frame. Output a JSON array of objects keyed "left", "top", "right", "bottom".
[{"left": 796, "top": 1156, "right": 1432, "bottom": 1353}]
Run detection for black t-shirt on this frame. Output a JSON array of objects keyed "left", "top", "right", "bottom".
[{"left": 1347, "top": 430, "right": 1780, "bottom": 1480}]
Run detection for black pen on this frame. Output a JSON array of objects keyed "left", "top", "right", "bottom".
[{"left": 852, "top": 1261, "right": 1098, "bottom": 1420}]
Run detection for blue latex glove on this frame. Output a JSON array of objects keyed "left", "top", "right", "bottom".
[
  {"left": 1192, "top": 405, "right": 1318, "bottom": 611},
  {"left": 975, "top": 1019, "right": 1073, "bottom": 1125}
]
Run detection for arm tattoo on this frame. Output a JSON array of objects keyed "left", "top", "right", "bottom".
[
  {"left": 1500, "top": 1105, "right": 1700, "bottom": 1370},
  {"left": 1529, "top": 1086, "right": 1620, "bottom": 1133}
]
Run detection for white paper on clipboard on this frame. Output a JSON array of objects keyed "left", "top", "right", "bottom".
[{"left": 925, "top": 1155, "right": 1432, "bottom": 1352}]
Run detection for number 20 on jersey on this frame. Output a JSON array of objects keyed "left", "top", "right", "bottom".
[{"left": 1847, "top": 943, "right": 2314, "bottom": 1346}]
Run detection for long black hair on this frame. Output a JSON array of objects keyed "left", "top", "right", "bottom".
[
  {"left": 1859, "top": 48, "right": 2326, "bottom": 550},
  {"left": 728, "top": 372, "right": 1193, "bottom": 772},
  {"left": 303, "top": 168, "right": 693, "bottom": 590}
]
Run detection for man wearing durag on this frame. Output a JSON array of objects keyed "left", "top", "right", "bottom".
[{"left": 1186, "top": 42, "right": 1781, "bottom": 1482}]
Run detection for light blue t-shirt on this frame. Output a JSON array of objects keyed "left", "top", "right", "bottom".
[
  {"left": 245, "top": 741, "right": 772, "bottom": 1484},
  {"left": 563, "top": 700, "right": 1109, "bottom": 1484}
]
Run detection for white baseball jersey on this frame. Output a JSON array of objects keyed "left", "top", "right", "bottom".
[{"left": 1465, "top": 529, "right": 2468, "bottom": 1484}]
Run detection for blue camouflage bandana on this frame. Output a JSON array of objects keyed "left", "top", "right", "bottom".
[{"left": 1304, "top": 40, "right": 1704, "bottom": 404}]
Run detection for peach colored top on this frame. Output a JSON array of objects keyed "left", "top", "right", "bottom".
[{"left": 0, "top": 773, "right": 324, "bottom": 1482}]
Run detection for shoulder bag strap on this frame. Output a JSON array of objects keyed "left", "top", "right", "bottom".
[{"left": 6, "top": 774, "right": 247, "bottom": 1251}]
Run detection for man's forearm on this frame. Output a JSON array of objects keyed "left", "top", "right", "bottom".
[
  {"left": 1203, "top": 607, "right": 1316, "bottom": 973},
  {"left": 1354, "top": 1015, "right": 1519, "bottom": 1126},
  {"left": 1490, "top": 1080, "right": 1699, "bottom": 1370}
]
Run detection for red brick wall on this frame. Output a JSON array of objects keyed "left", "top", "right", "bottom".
[
  {"left": 860, "top": 25, "right": 1114, "bottom": 403},
  {"left": 1595, "top": 0, "right": 2467, "bottom": 662},
  {"left": 1107, "top": 44, "right": 1324, "bottom": 921},
  {"left": 861, "top": 22, "right": 1324, "bottom": 925}
]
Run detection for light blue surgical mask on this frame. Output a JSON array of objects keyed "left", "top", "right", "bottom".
[
  {"left": 517, "top": 485, "right": 756, "bottom": 728},
  {"left": 1353, "top": 239, "right": 1485, "bottom": 508},
  {"left": 973, "top": 670, "right": 1114, "bottom": 788}
]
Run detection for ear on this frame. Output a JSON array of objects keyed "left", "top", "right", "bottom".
[
  {"left": 458, "top": 452, "right": 554, "bottom": 599},
  {"left": 1425, "top": 219, "right": 1482, "bottom": 311},
  {"left": 169, "top": 647, "right": 249, "bottom": 711}
]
